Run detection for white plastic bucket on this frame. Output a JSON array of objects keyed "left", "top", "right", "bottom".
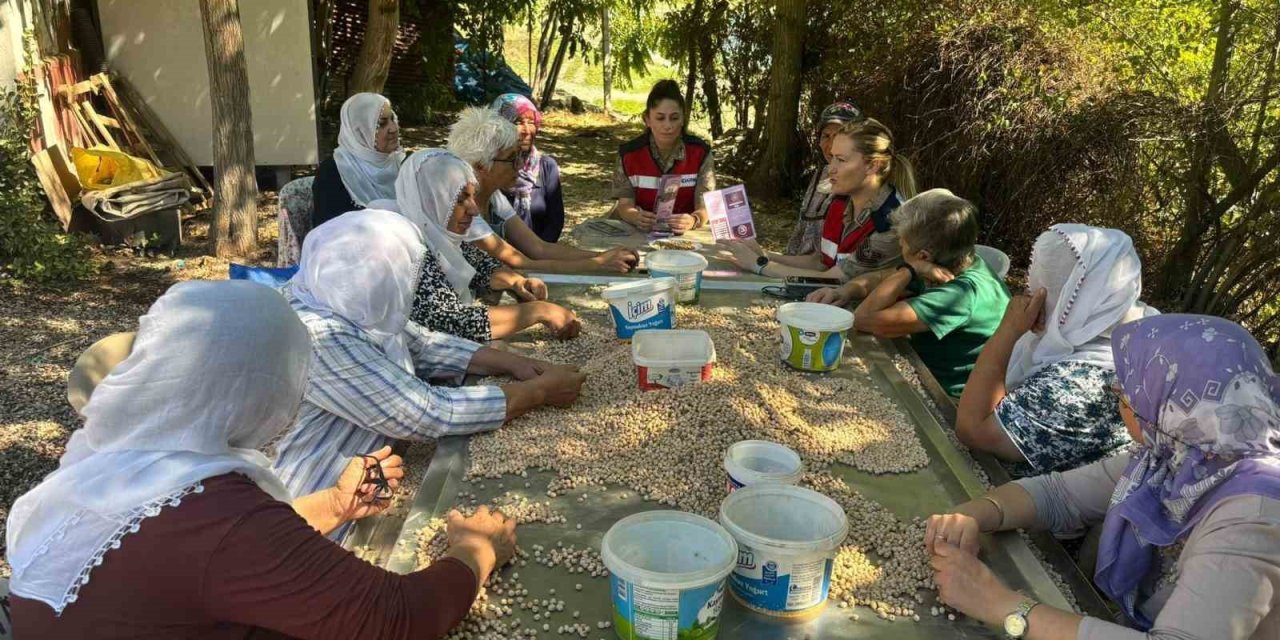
[
  {"left": 632, "top": 330, "right": 716, "bottom": 391},
  {"left": 975, "top": 244, "right": 1010, "bottom": 279},
  {"left": 723, "top": 440, "right": 804, "bottom": 493},
  {"left": 719, "top": 484, "right": 848, "bottom": 619},
  {"left": 777, "top": 302, "right": 855, "bottom": 372},
  {"left": 602, "top": 278, "right": 678, "bottom": 340},
  {"left": 602, "top": 510, "right": 738, "bottom": 640},
  {"left": 646, "top": 250, "right": 709, "bottom": 304}
]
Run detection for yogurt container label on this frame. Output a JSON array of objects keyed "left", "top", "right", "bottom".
[
  {"left": 729, "top": 543, "right": 833, "bottom": 613},
  {"left": 608, "top": 294, "right": 675, "bottom": 338},
  {"left": 780, "top": 325, "right": 846, "bottom": 372},
  {"left": 644, "top": 365, "right": 706, "bottom": 388},
  {"left": 611, "top": 575, "right": 725, "bottom": 640},
  {"left": 651, "top": 270, "right": 703, "bottom": 304}
]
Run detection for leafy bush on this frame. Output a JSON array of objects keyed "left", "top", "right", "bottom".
[{"left": 0, "top": 81, "right": 96, "bottom": 283}]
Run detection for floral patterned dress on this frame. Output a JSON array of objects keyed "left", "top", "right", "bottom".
[
  {"left": 408, "top": 243, "right": 502, "bottom": 343},
  {"left": 995, "top": 360, "right": 1133, "bottom": 476}
]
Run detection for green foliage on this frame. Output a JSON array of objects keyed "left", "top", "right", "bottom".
[{"left": 0, "top": 81, "right": 95, "bottom": 283}]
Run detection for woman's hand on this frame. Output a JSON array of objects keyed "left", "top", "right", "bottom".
[
  {"left": 1000, "top": 288, "right": 1048, "bottom": 335},
  {"left": 531, "top": 364, "right": 586, "bottom": 407},
  {"left": 593, "top": 247, "right": 640, "bottom": 273},
  {"left": 668, "top": 213, "right": 697, "bottom": 233},
  {"left": 931, "top": 541, "right": 1024, "bottom": 626},
  {"left": 513, "top": 277, "right": 549, "bottom": 302},
  {"left": 717, "top": 239, "right": 763, "bottom": 271},
  {"left": 329, "top": 446, "right": 404, "bottom": 522},
  {"left": 924, "top": 512, "right": 982, "bottom": 556},
  {"left": 445, "top": 506, "right": 518, "bottom": 588},
  {"left": 623, "top": 208, "right": 658, "bottom": 231},
  {"left": 535, "top": 301, "right": 581, "bottom": 339}
]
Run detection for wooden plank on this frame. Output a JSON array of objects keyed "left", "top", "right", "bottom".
[
  {"left": 31, "top": 146, "right": 80, "bottom": 230},
  {"left": 80, "top": 102, "right": 120, "bottom": 150},
  {"left": 100, "top": 76, "right": 163, "bottom": 167},
  {"left": 110, "top": 75, "right": 214, "bottom": 198}
]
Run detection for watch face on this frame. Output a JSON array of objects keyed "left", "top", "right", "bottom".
[
  {"left": 1004, "top": 614, "right": 1027, "bottom": 637},
  {"left": 756, "top": 256, "right": 769, "bottom": 266}
]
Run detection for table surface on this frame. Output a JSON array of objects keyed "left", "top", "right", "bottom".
[
  {"left": 569, "top": 218, "right": 765, "bottom": 280},
  {"left": 348, "top": 278, "right": 1084, "bottom": 639}
]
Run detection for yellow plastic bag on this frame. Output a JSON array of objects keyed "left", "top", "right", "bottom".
[{"left": 71, "top": 146, "right": 163, "bottom": 191}]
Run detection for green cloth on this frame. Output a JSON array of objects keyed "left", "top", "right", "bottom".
[{"left": 905, "top": 255, "right": 1010, "bottom": 397}]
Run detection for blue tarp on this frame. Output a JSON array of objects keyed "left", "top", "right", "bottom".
[
  {"left": 228, "top": 264, "right": 298, "bottom": 288},
  {"left": 454, "top": 34, "right": 534, "bottom": 105}
]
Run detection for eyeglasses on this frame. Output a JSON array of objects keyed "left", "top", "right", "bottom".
[
  {"left": 493, "top": 153, "right": 521, "bottom": 170},
  {"left": 361, "top": 455, "right": 394, "bottom": 502}
]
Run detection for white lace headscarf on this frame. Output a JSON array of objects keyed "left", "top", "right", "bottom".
[
  {"left": 1006, "top": 224, "right": 1158, "bottom": 387},
  {"left": 395, "top": 149, "right": 480, "bottom": 304},
  {"left": 289, "top": 208, "right": 425, "bottom": 373},
  {"left": 5, "top": 280, "right": 311, "bottom": 615},
  {"left": 334, "top": 92, "right": 405, "bottom": 206}
]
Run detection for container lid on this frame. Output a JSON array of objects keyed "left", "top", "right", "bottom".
[
  {"left": 646, "top": 250, "right": 709, "bottom": 273},
  {"left": 719, "top": 484, "right": 848, "bottom": 554},
  {"left": 632, "top": 330, "right": 717, "bottom": 369},
  {"left": 777, "top": 302, "right": 854, "bottom": 332},
  {"left": 602, "top": 510, "right": 738, "bottom": 589},
  {"left": 601, "top": 276, "right": 677, "bottom": 300}
]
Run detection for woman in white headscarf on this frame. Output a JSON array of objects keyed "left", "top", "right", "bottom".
[
  {"left": 6, "top": 280, "right": 520, "bottom": 639},
  {"left": 311, "top": 92, "right": 404, "bottom": 228},
  {"left": 955, "top": 224, "right": 1158, "bottom": 475},
  {"left": 393, "top": 148, "right": 581, "bottom": 342}
]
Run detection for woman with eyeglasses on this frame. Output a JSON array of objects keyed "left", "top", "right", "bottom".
[
  {"left": 394, "top": 149, "right": 583, "bottom": 343},
  {"left": 312, "top": 92, "right": 404, "bottom": 228},
  {"left": 6, "top": 280, "right": 520, "bottom": 639},
  {"left": 922, "top": 314, "right": 1280, "bottom": 639},
  {"left": 954, "top": 225, "right": 1159, "bottom": 476}
]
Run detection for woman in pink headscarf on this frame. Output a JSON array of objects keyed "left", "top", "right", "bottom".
[{"left": 491, "top": 93, "right": 566, "bottom": 242}]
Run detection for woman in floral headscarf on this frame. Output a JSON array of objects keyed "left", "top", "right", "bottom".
[
  {"left": 491, "top": 93, "right": 566, "bottom": 242},
  {"left": 920, "top": 313, "right": 1280, "bottom": 639},
  {"left": 784, "top": 101, "right": 864, "bottom": 256}
]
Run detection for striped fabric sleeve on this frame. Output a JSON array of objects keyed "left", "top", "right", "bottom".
[
  {"left": 307, "top": 327, "right": 507, "bottom": 441},
  {"left": 404, "top": 321, "right": 484, "bottom": 381}
]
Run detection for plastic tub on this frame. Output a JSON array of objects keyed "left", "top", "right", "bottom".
[
  {"left": 777, "top": 302, "right": 855, "bottom": 372},
  {"left": 719, "top": 484, "right": 849, "bottom": 619},
  {"left": 646, "top": 250, "right": 709, "bottom": 304},
  {"left": 602, "top": 278, "right": 678, "bottom": 340},
  {"left": 602, "top": 510, "right": 738, "bottom": 640},
  {"left": 632, "top": 330, "right": 716, "bottom": 391},
  {"left": 723, "top": 440, "right": 804, "bottom": 492}
]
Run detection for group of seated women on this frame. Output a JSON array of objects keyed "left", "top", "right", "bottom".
[{"left": 6, "top": 80, "right": 1278, "bottom": 640}]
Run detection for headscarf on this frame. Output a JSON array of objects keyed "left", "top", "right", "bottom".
[
  {"left": 1006, "top": 224, "right": 1158, "bottom": 388},
  {"left": 6, "top": 281, "right": 311, "bottom": 614},
  {"left": 290, "top": 208, "right": 425, "bottom": 372},
  {"left": 491, "top": 93, "right": 543, "bottom": 226},
  {"left": 1095, "top": 314, "right": 1280, "bottom": 629},
  {"left": 334, "top": 93, "right": 405, "bottom": 207},
  {"left": 799, "top": 101, "right": 865, "bottom": 223},
  {"left": 394, "top": 149, "right": 479, "bottom": 305}
]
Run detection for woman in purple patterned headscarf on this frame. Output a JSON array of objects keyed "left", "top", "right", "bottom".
[
  {"left": 490, "top": 93, "right": 566, "bottom": 242},
  {"left": 918, "top": 312, "right": 1280, "bottom": 639}
]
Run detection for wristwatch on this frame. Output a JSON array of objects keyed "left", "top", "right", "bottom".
[
  {"left": 1003, "top": 597, "right": 1040, "bottom": 638},
  {"left": 753, "top": 254, "right": 770, "bottom": 275}
]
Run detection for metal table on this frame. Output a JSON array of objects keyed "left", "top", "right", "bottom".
[{"left": 348, "top": 277, "right": 1099, "bottom": 639}]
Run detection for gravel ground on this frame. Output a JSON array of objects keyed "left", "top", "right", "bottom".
[{"left": 0, "top": 113, "right": 805, "bottom": 577}]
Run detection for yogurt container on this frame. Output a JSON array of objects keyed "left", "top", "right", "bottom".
[
  {"left": 602, "top": 511, "right": 738, "bottom": 640},
  {"left": 602, "top": 278, "right": 678, "bottom": 340},
  {"left": 723, "top": 440, "right": 804, "bottom": 492},
  {"left": 777, "top": 302, "right": 854, "bottom": 372},
  {"left": 632, "top": 330, "right": 716, "bottom": 391},
  {"left": 719, "top": 484, "right": 848, "bottom": 619},
  {"left": 646, "top": 250, "right": 709, "bottom": 304}
]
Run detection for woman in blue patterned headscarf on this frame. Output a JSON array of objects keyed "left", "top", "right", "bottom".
[
  {"left": 490, "top": 93, "right": 566, "bottom": 242},
  {"left": 784, "top": 101, "right": 864, "bottom": 255}
]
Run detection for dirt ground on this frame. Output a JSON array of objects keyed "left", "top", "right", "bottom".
[{"left": 0, "top": 113, "right": 803, "bottom": 576}]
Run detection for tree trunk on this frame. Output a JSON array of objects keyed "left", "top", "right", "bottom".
[
  {"left": 700, "top": 35, "right": 723, "bottom": 137},
  {"left": 534, "top": 9, "right": 557, "bottom": 96},
  {"left": 747, "top": 0, "right": 806, "bottom": 197},
  {"left": 540, "top": 15, "right": 573, "bottom": 110},
  {"left": 1157, "top": 0, "right": 1239, "bottom": 303},
  {"left": 347, "top": 0, "right": 400, "bottom": 95},
  {"left": 199, "top": 0, "right": 258, "bottom": 257},
  {"left": 601, "top": 4, "right": 613, "bottom": 113},
  {"left": 684, "top": 48, "right": 698, "bottom": 112}
]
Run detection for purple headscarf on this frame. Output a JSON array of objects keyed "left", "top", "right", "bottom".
[
  {"left": 1096, "top": 314, "right": 1280, "bottom": 629},
  {"left": 491, "top": 93, "right": 543, "bottom": 226}
]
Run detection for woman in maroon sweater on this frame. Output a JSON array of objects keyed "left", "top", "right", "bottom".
[{"left": 5, "top": 280, "right": 515, "bottom": 639}]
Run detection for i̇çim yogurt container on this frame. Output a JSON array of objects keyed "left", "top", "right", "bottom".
[{"left": 602, "top": 278, "right": 678, "bottom": 340}]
